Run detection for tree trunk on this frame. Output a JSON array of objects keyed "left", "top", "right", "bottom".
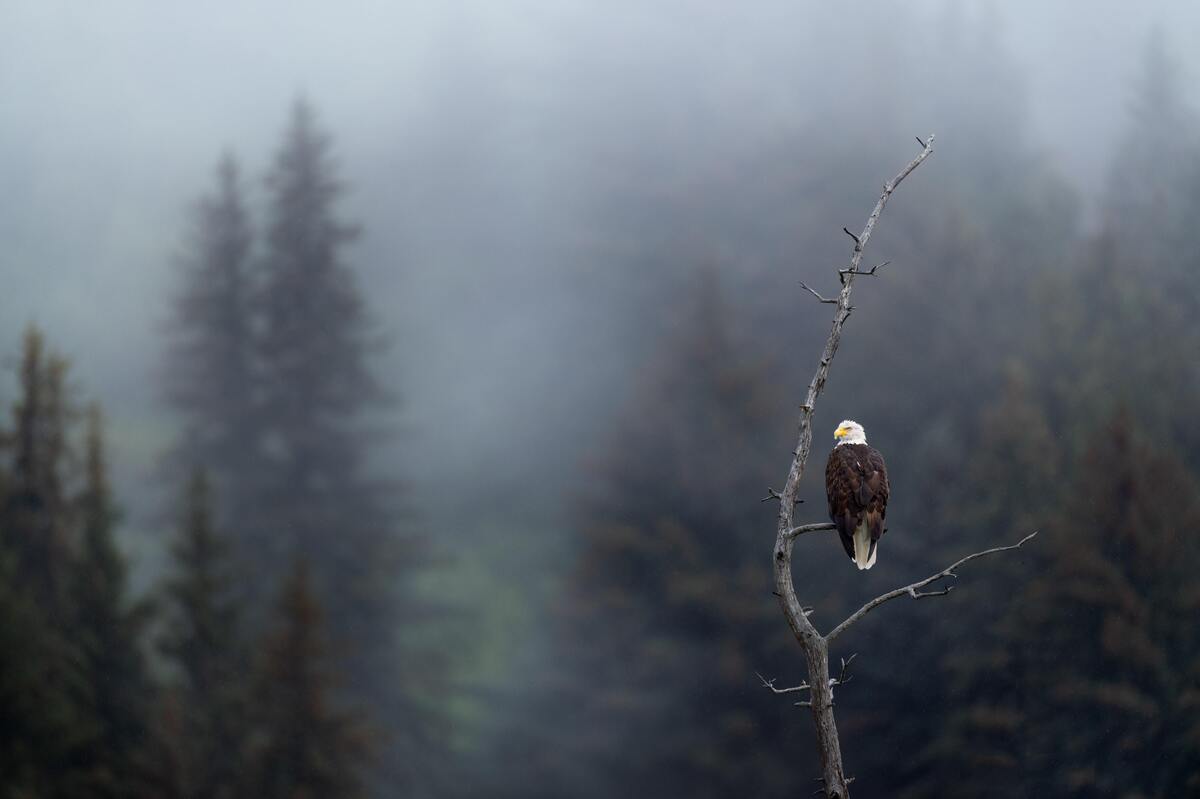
[{"left": 804, "top": 637, "right": 848, "bottom": 799}]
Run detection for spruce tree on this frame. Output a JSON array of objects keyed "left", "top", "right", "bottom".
[
  {"left": 0, "top": 327, "right": 91, "bottom": 797},
  {"left": 6, "top": 326, "right": 74, "bottom": 617},
  {"left": 71, "top": 404, "right": 152, "bottom": 797},
  {"left": 0, "top": 542, "right": 90, "bottom": 797},
  {"left": 164, "top": 153, "right": 259, "bottom": 525},
  {"left": 254, "top": 98, "right": 382, "bottom": 578},
  {"left": 253, "top": 98, "right": 435, "bottom": 783},
  {"left": 155, "top": 468, "right": 250, "bottom": 799}
]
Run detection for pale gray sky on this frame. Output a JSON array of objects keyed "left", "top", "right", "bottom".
[{"left": 2, "top": 1, "right": 1197, "bottom": 560}]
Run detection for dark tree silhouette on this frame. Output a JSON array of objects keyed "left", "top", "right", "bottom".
[
  {"left": 71, "top": 405, "right": 152, "bottom": 797},
  {"left": 154, "top": 469, "right": 251, "bottom": 798},
  {"left": 5, "top": 326, "right": 74, "bottom": 617},
  {"left": 1022, "top": 413, "right": 1200, "bottom": 795},
  {"left": 517, "top": 269, "right": 795, "bottom": 798},
  {"left": 0, "top": 330, "right": 126, "bottom": 798},
  {"left": 0, "top": 542, "right": 89, "bottom": 797}
]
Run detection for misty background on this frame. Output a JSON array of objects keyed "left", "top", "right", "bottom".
[{"left": 2, "top": 1, "right": 1199, "bottom": 797}]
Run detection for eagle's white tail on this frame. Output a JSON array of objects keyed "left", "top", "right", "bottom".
[{"left": 853, "top": 522, "right": 876, "bottom": 570}]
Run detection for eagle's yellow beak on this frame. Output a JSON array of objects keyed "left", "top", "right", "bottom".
[{"left": 834, "top": 426, "right": 848, "bottom": 439}]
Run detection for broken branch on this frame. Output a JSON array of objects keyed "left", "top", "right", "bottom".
[
  {"left": 757, "top": 672, "right": 812, "bottom": 695},
  {"left": 799, "top": 281, "right": 839, "bottom": 304},
  {"left": 785, "top": 522, "right": 837, "bottom": 540}
]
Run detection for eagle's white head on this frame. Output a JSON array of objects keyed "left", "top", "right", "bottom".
[{"left": 833, "top": 420, "right": 867, "bottom": 446}]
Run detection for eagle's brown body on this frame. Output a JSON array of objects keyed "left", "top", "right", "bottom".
[{"left": 825, "top": 442, "right": 890, "bottom": 569}]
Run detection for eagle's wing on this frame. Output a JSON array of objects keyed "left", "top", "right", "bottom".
[
  {"left": 856, "top": 448, "right": 888, "bottom": 510},
  {"left": 826, "top": 446, "right": 862, "bottom": 560},
  {"left": 859, "top": 447, "right": 890, "bottom": 547},
  {"left": 825, "top": 448, "right": 843, "bottom": 521}
]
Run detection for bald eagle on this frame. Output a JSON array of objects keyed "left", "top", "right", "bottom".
[{"left": 825, "top": 420, "right": 890, "bottom": 570}]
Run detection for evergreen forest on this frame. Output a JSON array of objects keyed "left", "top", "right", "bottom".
[{"left": 2, "top": 3, "right": 1198, "bottom": 797}]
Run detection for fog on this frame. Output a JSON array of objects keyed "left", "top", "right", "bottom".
[
  {"left": 3, "top": 2, "right": 1200, "bottom": 796},
  {"left": 4, "top": 1, "right": 1194, "bottom": 498},
  {"left": 7, "top": 2, "right": 1195, "bottom": 497}
]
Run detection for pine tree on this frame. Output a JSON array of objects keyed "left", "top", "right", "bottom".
[
  {"left": 164, "top": 153, "right": 259, "bottom": 525},
  {"left": 71, "top": 404, "right": 152, "bottom": 797},
  {"left": 249, "top": 558, "right": 371, "bottom": 799},
  {"left": 154, "top": 468, "right": 250, "bottom": 799}
]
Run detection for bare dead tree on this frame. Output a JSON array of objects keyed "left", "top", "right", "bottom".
[{"left": 766, "top": 136, "right": 1037, "bottom": 798}]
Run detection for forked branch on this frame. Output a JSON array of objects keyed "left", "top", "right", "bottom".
[{"left": 799, "top": 281, "right": 839, "bottom": 304}]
